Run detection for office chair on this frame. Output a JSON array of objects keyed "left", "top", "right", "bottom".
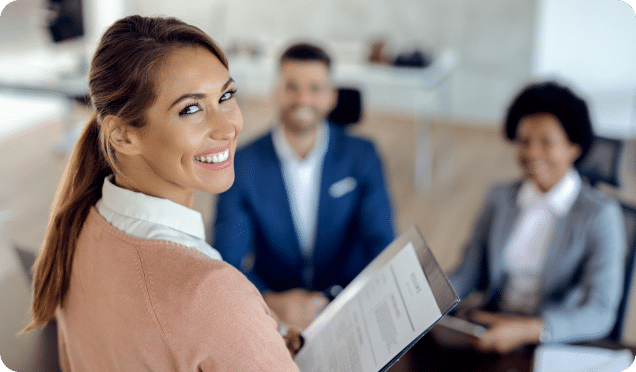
[
  {"left": 576, "top": 136, "right": 623, "bottom": 188},
  {"left": 13, "top": 245, "right": 62, "bottom": 372},
  {"left": 327, "top": 87, "right": 362, "bottom": 127},
  {"left": 14, "top": 245, "right": 36, "bottom": 284},
  {"left": 607, "top": 201, "right": 636, "bottom": 342}
]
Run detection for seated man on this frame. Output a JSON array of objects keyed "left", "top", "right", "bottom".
[{"left": 213, "top": 43, "right": 395, "bottom": 329}]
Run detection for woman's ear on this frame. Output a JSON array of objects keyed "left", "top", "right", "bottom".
[
  {"left": 569, "top": 143, "right": 583, "bottom": 164},
  {"left": 103, "top": 115, "right": 140, "bottom": 156}
]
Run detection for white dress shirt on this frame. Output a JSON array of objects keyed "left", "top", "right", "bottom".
[
  {"left": 95, "top": 175, "right": 222, "bottom": 260},
  {"left": 501, "top": 169, "right": 581, "bottom": 314},
  {"left": 272, "top": 122, "right": 329, "bottom": 256}
]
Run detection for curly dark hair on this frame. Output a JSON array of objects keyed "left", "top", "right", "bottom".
[{"left": 504, "top": 81, "right": 594, "bottom": 164}]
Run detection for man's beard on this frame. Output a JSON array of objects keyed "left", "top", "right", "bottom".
[{"left": 281, "top": 106, "right": 322, "bottom": 134}]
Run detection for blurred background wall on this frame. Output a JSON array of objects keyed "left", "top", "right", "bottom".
[
  {"left": 3, "top": 0, "right": 634, "bottom": 135},
  {"left": 137, "top": 0, "right": 636, "bottom": 136}
]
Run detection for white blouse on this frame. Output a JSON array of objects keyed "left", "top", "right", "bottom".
[
  {"left": 501, "top": 169, "right": 581, "bottom": 313},
  {"left": 95, "top": 175, "right": 222, "bottom": 261}
]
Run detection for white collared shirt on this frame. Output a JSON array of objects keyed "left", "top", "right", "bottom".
[
  {"left": 272, "top": 122, "right": 329, "bottom": 256},
  {"left": 501, "top": 169, "right": 581, "bottom": 313},
  {"left": 95, "top": 176, "right": 222, "bottom": 260}
]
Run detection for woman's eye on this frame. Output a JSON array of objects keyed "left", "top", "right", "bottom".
[
  {"left": 220, "top": 89, "right": 237, "bottom": 102},
  {"left": 179, "top": 104, "right": 201, "bottom": 116}
]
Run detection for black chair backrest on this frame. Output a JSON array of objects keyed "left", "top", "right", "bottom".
[
  {"left": 14, "top": 245, "right": 36, "bottom": 284},
  {"left": 12, "top": 245, "right": 63, "bottom": 371},
  {"left": 328, "top": 87, "right": 362, "bottom": 127},
  {"left": 576, "top": 136, "right": 623, "bottom": 188},
  {"left": 607, "top": 201, "right": 636, "bottom": 341}
]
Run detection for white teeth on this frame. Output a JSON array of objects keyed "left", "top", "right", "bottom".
[
  {"left": 292, "top": 106, "right": 316, "bottom": 122},
  {"left": 196, "top": 149, "right": 229, "bottom": 164}
]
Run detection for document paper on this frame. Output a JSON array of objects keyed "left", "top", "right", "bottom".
[
  {"left": 295, "top": 224, "right": 458, "bottom": 372},
  {"left": 533, "top": 344, "right": 634, "bottom": 372}
]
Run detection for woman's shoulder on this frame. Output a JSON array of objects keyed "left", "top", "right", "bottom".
[
  {"left": 133, "top": 237, "right": 293, "bottom": 370},
  {"left": 482, "top": 180, "right": 523, "bottom": 206},
  {"left": 84, "top": 207, "right": 257, "bottom": 304},
  {"left": 572, "top": 182, "right": 622, "bottom": 219},
  {"left": 575, "top": 182, "right": 619, "bottom": 213},
  {"left": 133, "top": 235, "right": 258, "bottom": 304}
]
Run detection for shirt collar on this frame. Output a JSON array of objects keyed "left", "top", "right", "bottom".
[
  {"left": 517, "top": 168, "right": 581, "bottom": 216},
  {"left": 272, "top": 121, "right": 329, "bottom": 163},
  {"left": 100, "top": 176, "right": 207, "bottom": 240}
]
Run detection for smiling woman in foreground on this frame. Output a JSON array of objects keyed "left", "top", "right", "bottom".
[
  {"left": 449, "top": 81, "right": 626, "bottom": 354},
  {"left": 23, "top": 15, "right": 300, "bottom": 371}
]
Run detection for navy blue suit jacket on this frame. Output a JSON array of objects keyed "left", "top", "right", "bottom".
[{"left": 213, "top": 124, "right": 395, "bottom": 293}]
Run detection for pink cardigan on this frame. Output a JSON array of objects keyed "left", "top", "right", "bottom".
[{"left": 56, "top": 208, "right": 300, "bottom": 371}]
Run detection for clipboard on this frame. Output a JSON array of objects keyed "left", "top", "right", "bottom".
[{"left": 294, "top": 224, "right": 459, "bottom": 372}]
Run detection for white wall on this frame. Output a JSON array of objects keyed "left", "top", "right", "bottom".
[
  {"left": 5, "top": 0, "right": 634, "bottom": 134},
  {"left": 446, "top": 0, "right": 536, "bottom": 125},
  {"left": 133, "top": 0, "right": 446, "bottom": 62},
  {"left": 532, "top": 0, "right": 636, "bottom": 138},
  {"left": 83, "top": 0, "right": 129, "bottom": 50},
  {"left": 0, "top": 0, "right": 49, "bottom": 52},
  {"left": 132, "top": 0, "right": 537, "bottom": 126}
]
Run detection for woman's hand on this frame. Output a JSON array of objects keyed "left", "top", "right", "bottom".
[{"left": 469, "top": 310, "right": 544, "bottom": 354}]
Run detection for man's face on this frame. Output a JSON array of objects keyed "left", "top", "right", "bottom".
[{"left": 275, "top": 60, "right": 337, "bottom": 134}]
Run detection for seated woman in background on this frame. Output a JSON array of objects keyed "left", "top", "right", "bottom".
[
  {"left": 22, "top": 15, "right": 300, "bottom": 371},
  {"left": 449, "top": 81, "right": 626, "bottom": 354}
]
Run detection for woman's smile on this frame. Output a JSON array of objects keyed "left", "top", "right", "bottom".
[{"left": 195, "top": 147, "right": 230, "bottom": 164}]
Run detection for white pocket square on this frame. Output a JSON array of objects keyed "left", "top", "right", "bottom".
[{"left": 329, "top": 177, "right": 357, "bottom": 198}]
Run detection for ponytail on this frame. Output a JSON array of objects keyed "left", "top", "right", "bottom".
[{"left": 22, "top": 115, "right": 111, "bottom": 332}]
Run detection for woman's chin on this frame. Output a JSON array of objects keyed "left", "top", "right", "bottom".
[
  {"left": 200, "top": 174, "right": 235, "bottom": 194},
  {"left": 525, "top": 176, "right": 556, "bottom": 192},
  {"left": 524, "top": 173, "right": 545, "bottom": 186}
]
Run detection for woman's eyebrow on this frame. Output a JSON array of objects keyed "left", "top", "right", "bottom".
[
  {"left": 168, "top": 78, "right": 235, "bottom": 109},
  {"left": 169, "top": 93, "right": 206, "bottom": 109}
]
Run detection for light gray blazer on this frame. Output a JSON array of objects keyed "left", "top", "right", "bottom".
[{"left": 449, "top": 180, "right": 626, "bottom": 343}]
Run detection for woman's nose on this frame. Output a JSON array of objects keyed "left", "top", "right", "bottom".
[
  {"left": 208, "top": 111, "right": 237, "bottom": 140},
  {"left": 524, "top": 141, "right": 544, "bottom": 159}
]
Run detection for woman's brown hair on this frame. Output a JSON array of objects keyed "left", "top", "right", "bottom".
[{"left": 23, "top": 15, "right": 228, "bottom": 332}]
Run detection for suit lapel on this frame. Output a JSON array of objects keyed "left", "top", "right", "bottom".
[
  {"left": 489, "top": 183, "right": 522, "bottom": 293},
  {"left": 539, "top": 216, "right": 569, "bottom": 294},
  {"left": 314, "top": 125, "right": 339, "bottom": 261}
]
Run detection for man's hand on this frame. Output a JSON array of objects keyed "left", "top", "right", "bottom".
[
  {"left": 282, "top": 327, "right": 305, "bottom": 357},
  {"left": 469, "top": 310, "right": 544, "bottom": 354},
  {"left": 264, "top": 288, "right": 329, "bottom": 329}
]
